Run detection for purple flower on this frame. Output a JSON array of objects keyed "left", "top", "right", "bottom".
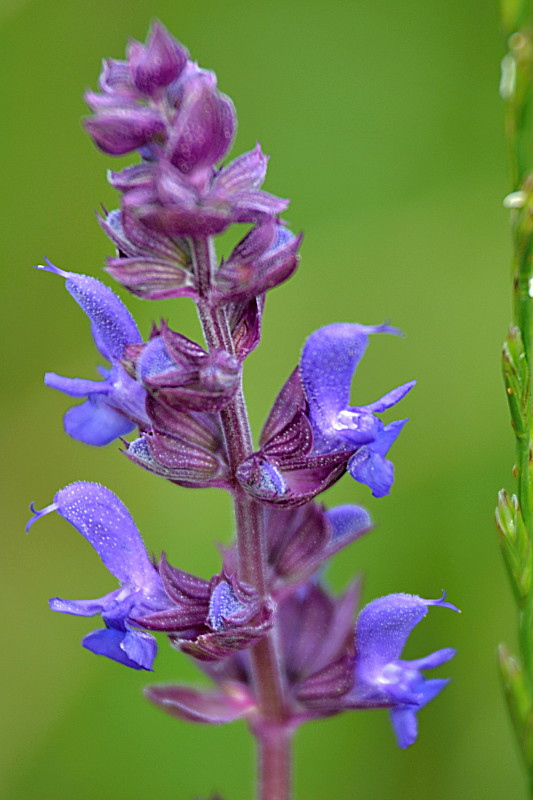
[
  {"left": 38, "top": 261, "right": 149, "bottom": 445},
  {"left": 347, "top": 593, "right": 458, "bottom": 747},
  {"left": 26, "top": 482, "right": 171, "bottom": 670},
  {"left": 300, "top": 323, "right": 415, "bottom": 497}
]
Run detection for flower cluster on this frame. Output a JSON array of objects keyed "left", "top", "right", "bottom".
[{"left": 30, "top": 20, "right": 457, "bottom": 769}]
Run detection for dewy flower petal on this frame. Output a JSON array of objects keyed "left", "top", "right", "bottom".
[
  {"left": 27, "top": 482, "right": 171, "bottom": 670},
  {"left": 37, "top": 261, "right": 148, "bottom": 445},
  {"left": 349, "top": 592, "right": 458, "bottom": 747}
]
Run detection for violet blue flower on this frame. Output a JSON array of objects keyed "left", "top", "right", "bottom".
[
  {"left": 26, "top": 482, "right": 172, "bottom": 670},
  {"left": 300, "top": 323, "right": 416, "bottom": 497},
  {"left": 348, "top": 593, "right": 458, "bottom": 747},
  {"left": 38, "top": 261, "right": 149, "bottom": 445}
]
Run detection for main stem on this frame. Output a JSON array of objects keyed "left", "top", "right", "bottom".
[{"left": 192, "top": 237, "right": 292, "bottom": 800}]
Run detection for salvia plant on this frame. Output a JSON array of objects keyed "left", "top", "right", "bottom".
[
  {"left": 28, "top": 22, "right": 459, "bottom": 800},
  {"left": 498, "top": 1, "right": 533, "bottom": 796}
]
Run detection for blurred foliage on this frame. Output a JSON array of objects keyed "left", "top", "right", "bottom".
[{"left": 0, "top": 0, "right": 523, "bottom": 798}]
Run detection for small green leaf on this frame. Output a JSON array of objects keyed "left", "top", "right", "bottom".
[
  {"left": 502, "top": 326, "right": 530, "bottom": 439},
  {"left": 500, "top": 0, "right": 531, "bottom": 34},
  {"left": 496, "top": 489, "right": 532, "bottom": 599},
  {"left": 498, "top": 644, "right": 533, "bottom": 766}
]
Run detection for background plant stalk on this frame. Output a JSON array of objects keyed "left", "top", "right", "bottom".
[{"left": 499, "top": 2, "right": 533, "bottom": 793}]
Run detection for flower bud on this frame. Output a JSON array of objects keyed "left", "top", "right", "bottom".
[
  {"left": 128, "top": 22, "right": 188, "bottom": 96},
  {"left": 167, "top": 66, "right": 236, "bottom": 178},
  {"left": 84, "top": 107, "right": 166, "bottom": 156}
]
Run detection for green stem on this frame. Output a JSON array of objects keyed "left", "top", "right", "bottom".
[{"left": 500, "top": 3, "right": 533, "bottom": 789}]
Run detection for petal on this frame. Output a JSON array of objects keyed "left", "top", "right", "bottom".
[
  {"left": 36, "top": 262, "right": 141, "bottom": 361},
  {"left": 300, "top": 324, "right": 371, "bottom": 441},
  {"left": 347, "top": 447, "right": 394, "bottom": 498},
  {"left": 167, "top": 70, "right": 235, "bottom": 174},
  {"left": 403, "top": 648, "right": 457, "bottom": 672},
  {"left": 355, "top": 593, "right": 458, "bottom": 669},
  {"left": 207, "top": 581, "right": 244, "bottom": 631},
  {"left": 389, "top": 706, "right": 418, "bottom": 748},
  {"left": 49, "top": 591, "right": 119, "bottom": 616},
  {"left": 389, "top": 678, "right": 451, "bottom": 748},
  {"left": 353, "top": 380, "right": 416, "bottom": 414},
  {"left": 325, "top": 504, "right": 372, "bottom": 547},
  {"left": 64, "top": 396, "right": 134, "bottom": 446},
  {"left": 53, "top": 482, "right": 157, "bottom": 587},
  {"left": 44, "top": 372, "right": 109, "bottom": 397},
  {"left": 300, "top": 323, "right": 403, "bottom": 450},
  {"left": 347, "top": 420, "right": 408, "bottom": 497},
  {"left": 355, "top": 594, "right": 432, "bottom": 667},
  {"left": 120, "top": 629, "right": 158, "bottom": 670},
  {"left": 145, "top": 684, "right": 254, "bottom": 724},
  {"left": 215, "top": 143, "right": 269, "bottom": 192},
  {"left": 84, "top": 107, "right": 166, "bottom": 155},
  {"left": 128, "top": 22, "right": 187, "bottom": 95},
  {"left": 82, "top": 627, "right": 156, "bottom": 670}
]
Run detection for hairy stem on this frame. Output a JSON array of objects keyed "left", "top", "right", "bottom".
[
  {"left": 257, "top": 724, "right": 293, "bottom": 800},
  {"left": 191, "top": 236, "right": 289, "bottom": 776}
]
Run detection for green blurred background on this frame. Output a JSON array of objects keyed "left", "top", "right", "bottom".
[{"left": 0, "top": 0, "right": 522, "bottom": 797}]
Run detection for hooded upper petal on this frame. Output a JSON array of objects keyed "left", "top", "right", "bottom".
[
  {"left": 37, "top": 262, "right": 148, "bottom": 444},
  {"left": 300, "top": 323, "right": 406, "bottom": 453},
  {"left": 36, "top": 261, "right": 142, "bottom": 360}
]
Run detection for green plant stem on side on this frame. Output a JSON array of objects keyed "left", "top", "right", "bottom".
[{"left": 500, "top": 3, "right": 533, "bottom": 794}]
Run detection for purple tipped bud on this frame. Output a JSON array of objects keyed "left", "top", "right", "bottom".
[
  {"left": 167, "top": 67, "right": 236, "bottom": 178},
  {"left": 128, "top": 22, "right": 188, "bottom": 96},
  {"left": 84, "top": 107, "right": 166, "bottom": 156},
  {"left": 98, "top": 59, "right": 135, "bottom": 96},
  {"left": 216, "top": 219, "right": 301, "bottom": 301}
]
